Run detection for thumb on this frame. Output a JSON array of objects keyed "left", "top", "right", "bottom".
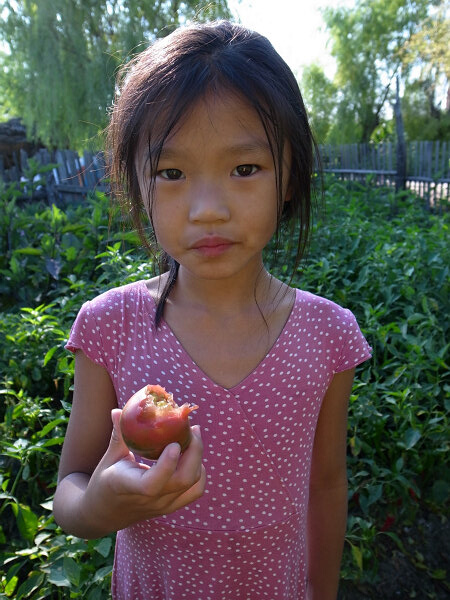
[{"left": 102, "top": 408, "right": 133, "bottom": 466}]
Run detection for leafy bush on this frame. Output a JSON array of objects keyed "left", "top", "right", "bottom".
[
  {"left": 0, "top": 175, "right": 448, "bottom": 598},
  {"left": 0, "top": 183, "right": 154, "bottom": 599},
  {"left": 272, "top": 179, "right": 449, "bottom": 591}
]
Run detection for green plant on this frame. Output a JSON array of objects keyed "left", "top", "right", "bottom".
[
  {"left": 1, "top": 175, "right": 448, "bottom": 598},
  {"left": 294, "top": 178, "right": 449, "bottom": 589}
]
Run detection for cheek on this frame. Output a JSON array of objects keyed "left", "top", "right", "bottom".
[
  {"left": 150, "top": 201, "right": 180, "bottom": 249},
  {"left": 265, "top": 214, "right": 279, "bottom": 244},
  {"left": 248, "top": 200, "right": 279, "bottom": 246},
  {"left": 145, "top": 188, "right": 165, "bottom": 234},
  {"left": 149, "top": 209, "right": 165, "bottom": 245}
]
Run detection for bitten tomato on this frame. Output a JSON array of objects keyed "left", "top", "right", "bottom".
[{"left": 120, "top": 384, "right": 199, "bottom": 460}]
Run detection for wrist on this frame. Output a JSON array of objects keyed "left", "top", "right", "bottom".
[{"left": 54, "top": 472, "right": 113, "bottom": 539}]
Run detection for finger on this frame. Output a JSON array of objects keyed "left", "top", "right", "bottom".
[
  {"left": 169, "top": 425, "right": 203, "bottom": 488},
  {"left": 137, "top": 427, "right": 203, "bottom": 506},
  {"left": 189, "top": 426, "right": 204, "bottom": 481},
  {"left": 100, "top": 409, "right": 135, "bottom": 469},
  {"left": 162, "top": 464, "right": 207, "bottom": 515},
  {"left": 139, "top": 442, "right": 182, "bottom": 495}
]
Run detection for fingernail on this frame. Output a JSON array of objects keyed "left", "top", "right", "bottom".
[{"left": 168, "top": 443, "right": 181, "bottom": 459}]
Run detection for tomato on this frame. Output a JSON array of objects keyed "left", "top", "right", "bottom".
[{"left": 120, "top": 384, "right": 199, "bottom": 460}]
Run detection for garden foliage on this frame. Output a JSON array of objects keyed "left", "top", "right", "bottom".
[{"left": 0, "top": 175, "right": 448, "bottom": 598}]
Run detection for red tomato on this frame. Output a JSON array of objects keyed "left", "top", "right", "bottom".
[{"left": 120, "top": 384, "right": 199, "bottom": 460}]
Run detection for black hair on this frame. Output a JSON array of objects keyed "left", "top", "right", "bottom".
[{"left": 108, "top": 20, "right": 320, "bottom": 326}]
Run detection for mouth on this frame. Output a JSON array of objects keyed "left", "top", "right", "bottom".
[{"left": 190, "top": 236, "right": 235, "bottom": 257}]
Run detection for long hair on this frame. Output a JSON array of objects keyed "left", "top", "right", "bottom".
[{"left": 107, "top": 20, "right": 319, "bottom": 326}]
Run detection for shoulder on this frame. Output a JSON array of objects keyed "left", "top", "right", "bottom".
[
  {"left": 87, "top": 280, "right": 149, "bottom": 307},
  {"left": 82, "top": 279, "right": 163, "bottom": 316},
  {"left": 70, "top": 280, "right": 157, "bottom": 334},
  {"left": 293, "top": 288, "right": 355, "bottom": 324},
  {"left": 66, "top": 280, "right": 157, "bottom": 358},
  {"left": 291, "top": 288, "right": 372, "bottom": 371}
]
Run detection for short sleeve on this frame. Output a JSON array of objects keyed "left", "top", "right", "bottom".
[
  {"left": 65, "top": 300, "right": 108, "bottom": 369},
  {"left": 334, "top": 308, "right": 372, "bottom": 373}
]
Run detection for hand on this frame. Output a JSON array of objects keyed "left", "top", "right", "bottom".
[{"left": 80, "top": 409, "right": 206, "bottom": 534}]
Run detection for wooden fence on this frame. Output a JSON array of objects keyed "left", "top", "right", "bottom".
[
  {"left": 1, "top": 141, "right": 449, "bottom": 208},
  {"left": 320, "top": 140, "right": 449, "bottom": 208},
  {"left": 0, "top": 148, "right": 108, "bottom": 204}
]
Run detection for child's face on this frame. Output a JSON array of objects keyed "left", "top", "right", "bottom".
[{"left": 138, "top": 92, "right": 290, "bottom": 283}]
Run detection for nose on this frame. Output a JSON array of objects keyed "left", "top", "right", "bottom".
[{"left": 188, "top": 180, "right": 230, "bottom": 223}]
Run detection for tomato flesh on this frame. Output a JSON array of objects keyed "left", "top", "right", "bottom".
[{"left": 120, "top": 384, "right": 198, "bottom": 460}]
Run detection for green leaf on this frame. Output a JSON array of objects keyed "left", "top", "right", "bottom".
[
  {"left": 431, "top": 569, "right": 447, "bottom": 580},
  {"left": 13, "top": 247, "right": 43, "bottom": 256},
  {"left": 37, "top": 416, "right": 66, "bottom": 438},
  {"left": 359, "top": 484, "right": 383, "bottom": 513},
  {"left": 4, "top": 561, "right": 25, "bottom": 597},
  {"left": 4, "top": 575, "right": 18, "bottom": 596},
  {"left": 404, "top": 428, "right": 421, "bottom": 450},
  {"left": 93, "top": 536, "right": 113, "bottom": 558},
  {"left": 87, "top": 587, "right": 104, "bottom": 600},
  {"left": 22, "top": 463, "right": 30, "bottom": 481},
  {"left": 45, "top": 257, "right": 62, "bottom": 280},
  {"left": 15, "top": 572, "right": 45, "bottom": 599},
  {"left": 47, "top": 561, "right": 71, "bottom": 587},
  {"left": 43, "top": 346, "right": 58, "bottom": 366},
  {"left": 63, "top": 556, "right": 81, "bottom": 586},
  {"left": 351, "top": 543, "right": 363, "bottom": 571},
  {"left": 10, "top": 255, "right": 20, "bottom": 274},
  {"left": 368, "top": 484, "right": 383, "bottom": 505},
  {"left": 442, "top": 388, "right": 450, "bottom": 411},
  {"left": 92, "top": 565, "right": 113, "bottom": 583},
  {"left": 65, "top": 246, "right": 78, "bottom": 261},
  {"left": 40, "top": 500, "right": 53, "bottom": 511},
  {"left": 11, "top": 503, "right": 38, "bottom": 542}
]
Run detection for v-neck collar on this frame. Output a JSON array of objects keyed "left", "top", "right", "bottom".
[{"left": 140, "top": 280, "right": 299, "bottom": 392}]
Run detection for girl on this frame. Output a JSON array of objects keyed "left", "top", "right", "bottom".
[{"left": 54, "top": 20, "right": 371, "bottom": 600}]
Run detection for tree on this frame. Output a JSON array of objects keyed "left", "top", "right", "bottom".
[
  {"left": 321, "top": 0, "right": 441, "bottom": 143},
  {"left": 400, "top": 1, "right": 450, "bottom": 141},
  {"left": 0, "top": 0, "right": 231, "bottom": 150},
  {"left": 401, "top": 80, "right": 450, "bottom": 141},
  {"left": 300, "top": 64, "right": 337, "bottom": 144}
]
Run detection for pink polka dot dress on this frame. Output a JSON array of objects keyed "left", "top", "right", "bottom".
[{"left": 65, "top": 280, "right": 371, "bottom": 599}]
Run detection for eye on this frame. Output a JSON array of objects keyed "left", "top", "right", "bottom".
[
  {"left": 233, "top": 164, "right": 259, "bottom": 177},
  {"left": 157, "top": 168, "right": 184, "bottom": 180}
]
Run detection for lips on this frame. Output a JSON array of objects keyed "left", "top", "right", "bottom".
[{"left": 190, "top": 236, "right": 235, "bottom": 257}]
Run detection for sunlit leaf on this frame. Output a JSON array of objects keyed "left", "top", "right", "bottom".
[{"left": 11, "top": 503, "right": 38, "bottom": 542}]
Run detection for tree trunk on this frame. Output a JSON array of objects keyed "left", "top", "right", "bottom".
[{"left": 394, "top": 75, "right": 406, "bottom": 193}]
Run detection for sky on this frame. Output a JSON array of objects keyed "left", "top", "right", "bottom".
[{"left": 227, "top": 0, "right": 355, "bottom": 79}]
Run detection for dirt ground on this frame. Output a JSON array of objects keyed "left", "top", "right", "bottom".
[{"left": 338, "top": 509, "right": 449, "bottom": 600}]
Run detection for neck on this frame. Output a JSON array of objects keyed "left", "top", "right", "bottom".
[{"left": 167, "top": 264, "right": 285, "bottom": 317}]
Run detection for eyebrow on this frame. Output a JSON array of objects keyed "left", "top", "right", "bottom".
[
  {"left": 227, "top": 140, "right": 272, "bottom": 155},
  {"left": 156, "top": 139, "right": 272, "bottom": 160}
]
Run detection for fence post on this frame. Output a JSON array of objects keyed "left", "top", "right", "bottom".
[{"left": 395, "top": 75, "right": 407, "bottom": 193}]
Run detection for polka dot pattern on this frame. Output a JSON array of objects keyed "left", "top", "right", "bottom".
[{"left": 66, "top": 281, "right": 372, "bottom": 599}]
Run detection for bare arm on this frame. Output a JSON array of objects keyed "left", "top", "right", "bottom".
[
  {"left": 306, "top": 368, "right": 355, "bottom": 600},
  {"left": 53, "top": 350, "right": 205, "bottom": 539}
]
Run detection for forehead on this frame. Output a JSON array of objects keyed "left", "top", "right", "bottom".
[
  {"left": 138, "top": 88, "right": 272, "bottom": 153},
  {"left": 161, "top": 91, "right": 270, "bottom": 151}
]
